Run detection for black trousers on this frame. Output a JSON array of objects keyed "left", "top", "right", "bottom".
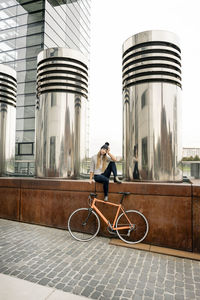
[
  {"left": 133, "top": 161, "right": 140, "bottom": 179},
  {"left": 94, "top": 161, "right": 117, "bottom": 196}
]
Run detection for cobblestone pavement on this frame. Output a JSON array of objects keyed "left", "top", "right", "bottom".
[{"left": 0, "top": 219, "right": 200, "bottom": 300}]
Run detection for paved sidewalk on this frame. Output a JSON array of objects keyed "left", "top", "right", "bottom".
[
  {"left": 0, "top": 219, "right": 200, "bottom": 300},
  {"left": 0, "top": 273, "right": 90, "bottom": 300}
]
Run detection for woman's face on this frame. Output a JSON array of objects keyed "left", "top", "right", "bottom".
[{"left": 100, "top": 148, "right": 107, "bottom": 155}]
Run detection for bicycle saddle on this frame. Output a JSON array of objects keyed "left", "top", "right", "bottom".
[{"left": 118, "top": 192, "right": 131, "bottom": 195}]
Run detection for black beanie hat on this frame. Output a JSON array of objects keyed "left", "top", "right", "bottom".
[{"left": 101, "top": 142, "right": 109, "bottom": 150}]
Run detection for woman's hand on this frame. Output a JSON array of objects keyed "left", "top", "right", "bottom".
[
  {"left": 107, "top": 150, "right": 117, "bottom": 162},
  {"left": 89, "top": 179, "right": 93, "bottom": 184}
]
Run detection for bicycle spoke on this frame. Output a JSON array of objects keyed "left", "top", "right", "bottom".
[
  {"left": 116, "top": 210, "right": 148, "bottom": 244},
  {"left": 68, "top": 208, "right": 100, "bottom": 242}
]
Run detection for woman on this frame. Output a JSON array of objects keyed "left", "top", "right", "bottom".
[{"left": 89, "top": 142, "right": 121, "bottom": 201}]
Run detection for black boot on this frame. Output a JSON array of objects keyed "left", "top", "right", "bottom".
[{"left": 114, "top": 176, "right": 121, "bottom": 184}]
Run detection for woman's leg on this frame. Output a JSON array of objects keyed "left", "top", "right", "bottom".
[
  {"left": 94, "top": 174, "right": 109, "bottom": 200},
  {"left": 102, "top": 161, "right": 117, "bottom": 178},
  {"left": 103, "top": 162, "right": 121, "bottom": 183}
]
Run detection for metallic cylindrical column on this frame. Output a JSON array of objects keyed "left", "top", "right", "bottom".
[
  {"left": 122, "top": 30, "right": 182, "bottom": 181},
  {"left": 36, "top": 48, "right": 88, "bottom": 178},
  {"left": 0, "top": 64, "right": 17, "bottom": 176}
]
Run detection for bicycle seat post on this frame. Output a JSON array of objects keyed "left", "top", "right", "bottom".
[
  {"left": 120, "top": 194, "right": 125, "bottom": 204},
  {"left": 118, "top": 192, "right": 131, "bottom": 204}
]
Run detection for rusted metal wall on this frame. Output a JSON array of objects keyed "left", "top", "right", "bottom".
[
  {"left": 193, "top": 184, "right": 200, "bottom": 252},
  {"left": 0, "top": 178, "right": 20, "bottom": 220},
  {"left": 0, "top": 178, "right": 198, "bottom": 252}
]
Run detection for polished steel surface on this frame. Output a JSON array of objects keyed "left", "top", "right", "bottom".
[
  {"left": 0, "top": 64, "right": 17, "bottom": 175},
  {"left": 36, "top": 48, "right": 88, "bottom": 178},
  {"left": 122, "top": 31, "right": 182, "bottom": 181},
  {"left": 123, "top": 30, "right": 181, "bottom": 54},
  {"left": 37, "top": 47, "right": 88, "bottom": 67},
  {"left": 122, "top": 30, "right": 182, "bottom": 90}
]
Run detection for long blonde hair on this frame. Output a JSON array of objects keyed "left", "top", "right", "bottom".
[{"left": 96, "top": 151, "right": 107, "bottom": 171}]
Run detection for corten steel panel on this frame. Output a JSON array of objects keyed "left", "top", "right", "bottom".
[
  {"left": 92, "top": 191, "right": 192, "bottom": 251},
  {"left": 193, "top": 184, "right": 200, "bottom": 197},
  {"left": 0, "top": 187, "right": 20, "bottom": 220},
  {"left": 20, "top": 189, "right": 90, "bottom": 229},
  {"left": 0, "top": 177, "right": 21, "bottom": 188},
  {"left": 193, "top": 185, "right": 200, "bottom": 253},
  {"left": 0, "top": 178, "right": 194, "bottom": 252},
  {"left": 20, "top": 180, "right": 192, "bottom": 251}
]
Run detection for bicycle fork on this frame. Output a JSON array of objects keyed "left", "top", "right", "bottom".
[{"left": 82, "top": 208, "right": 93, "bottom": 226}]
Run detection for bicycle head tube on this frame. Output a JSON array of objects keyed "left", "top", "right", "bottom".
[{"left": 88, "top": 193, "right": 97, "bottom": 206}]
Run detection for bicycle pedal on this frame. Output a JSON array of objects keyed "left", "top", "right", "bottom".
[
  {"left": 108, "top": 230, "right": 117, "bottom": 235},
  {"left": 107, "top": 225, "right": 117, "bottom": 235}
]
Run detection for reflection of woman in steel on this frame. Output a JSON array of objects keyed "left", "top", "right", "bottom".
[
  {"left": 133, "top": 145, "right": 140, "bottom": 180},
  {"left": 89, "top": 142, "right": 121, "bottom": 201}
]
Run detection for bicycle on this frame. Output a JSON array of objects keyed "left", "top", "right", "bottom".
[{"left": 68, "top": 192, "right": 149, "bottom": 244}]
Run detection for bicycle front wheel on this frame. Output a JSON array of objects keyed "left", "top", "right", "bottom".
[
  {"left": 116, "top": 210, "right": 149, "bottom": 244},
  {"left": 68, "top": 208, "right": 100, "bottom": 242}
]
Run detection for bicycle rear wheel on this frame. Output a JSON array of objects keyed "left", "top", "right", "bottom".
[
  {"left": 116, "top": 210, "right": 149, "bottom": 244},
  {"left": 68, "top": 208, "right": 100, "bottom": 242}
]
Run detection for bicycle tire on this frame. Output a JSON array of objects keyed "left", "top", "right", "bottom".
[
  {"left": 68, "top": 208, "right": 100, "bottom": 242},
  {"left": 116, "top": 210, "right": 149, "bottom": 244}
]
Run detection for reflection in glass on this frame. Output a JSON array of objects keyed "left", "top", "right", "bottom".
[{"left": 0, "top": 0, "right": 90, "bottom": 176}]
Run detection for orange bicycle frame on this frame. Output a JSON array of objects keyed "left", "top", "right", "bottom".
[{"left": 91, "top": 198, "right": 132, "bottom": 231}]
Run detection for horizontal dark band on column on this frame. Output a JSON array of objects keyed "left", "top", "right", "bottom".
[
  {"left": 123, "top": 63, "right": 181, "bottom": 77},
  {"left": 123, "top": 78, "right": 182, "bottom": 89},
  {"left": 37, "top": 56, "right": 88, "bottom": 70},
  {"left": 39, "top": 89, "right": 88, "bottom": 99},
  {"left": 37, "top": 82, "right": 88, "bottom": 93},
  {"left": 123, "top": 56, "right": 181, "bottom": 70},
  {"left": 0, "top": 72, "right": 17, "bottom": 84},
  {"left": 37, "top": 76, "right": 88, "bottom": 87},
  {"left": 123, "top": 41, "right": 181, "bottom": 58},
  {"left": 38, "top": 59, "right": 88, "bottom": 74},
  {"left": 37, "top": 69, "right": 88, "bottom": 82},
  {"left": 0, "top": 89, "right": 17, "bottom": 99},
  {"left": 123, "top": 48, "right": 181, "bottom": 64},
  {"left": 37, "top": 74, "right": 88, "bottom": 85},
  {"left": 123, "top": 70, "right": 181, "bottom": 84},
  {"left": 0, "top": 82, "right": 17, "bottom": 93},
  {"left": 37, "top": 85, "right": 88, "bottom": 94},
  {"left": 0, "top": 76, "right": 17, "bottom": 87},
  {"left": 37, "top": 63, "right": 88, "bottom": 76},
  {"left": 0, "top": 99, "right": 16, "bottom": 107}
]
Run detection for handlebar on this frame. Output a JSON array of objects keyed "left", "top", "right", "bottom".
[{"left": 89, "top": 193, "right": 97, "bottom": 197}]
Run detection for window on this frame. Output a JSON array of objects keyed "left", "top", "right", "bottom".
[{"left": 18, "top": 142, "right": 34, "bottom": 155}]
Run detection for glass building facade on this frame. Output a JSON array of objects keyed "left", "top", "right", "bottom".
[{"left": 0, "top": 0, "right": 90, "bottom": 175}]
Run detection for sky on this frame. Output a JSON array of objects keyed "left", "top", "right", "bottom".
[{"left": 89, "top": 0, "right": 200, "bottom": 156}]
